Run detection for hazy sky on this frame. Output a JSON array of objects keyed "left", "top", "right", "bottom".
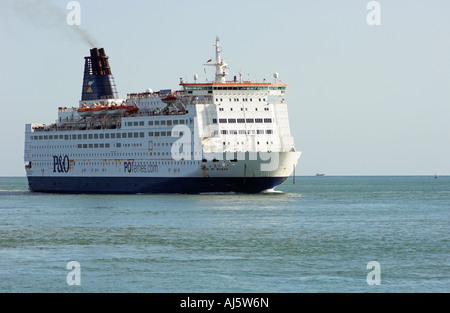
[{"left": 0, "top": 0, "right": 449, "bottom": 176}]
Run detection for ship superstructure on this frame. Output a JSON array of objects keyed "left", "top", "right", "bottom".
[{"left": 24, "top": 38, "right": 301, "bottom": 193}]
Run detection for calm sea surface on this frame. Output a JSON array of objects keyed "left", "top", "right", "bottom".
[{"left": 0, "top": 176, "right": 448, "bottom": 293}]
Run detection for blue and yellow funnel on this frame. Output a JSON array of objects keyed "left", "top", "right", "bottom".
[{"left": 81, "top": 48, "right": 118, "bottom": 101}]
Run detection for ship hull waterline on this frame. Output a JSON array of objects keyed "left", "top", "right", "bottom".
[{"left": 27, "top": 176, "right": 289, "bottom": 194}]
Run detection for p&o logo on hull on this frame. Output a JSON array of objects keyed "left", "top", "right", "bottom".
[{"left": 53, "top": 155, "right": 70, "bottom": 173}]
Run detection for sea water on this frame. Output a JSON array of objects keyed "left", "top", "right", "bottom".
[{"left": 0, "top": 176, "right": 448, "bottom": 292}]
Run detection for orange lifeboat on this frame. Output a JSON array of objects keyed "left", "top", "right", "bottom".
[
  {"left": 126, "top": 105, "right": 139, "bottom": 114},
  {"left": 161, "top": 94, "right": 177, "bottom": 104},
  {"left": 92, "top": 104, "right": 108, "bottom": 116},
  {"left": 108, "top": 105, "right": 127, "bottom": 115},
  {"left": 77, "top": 104, "right": 93, "bottom": 117}
]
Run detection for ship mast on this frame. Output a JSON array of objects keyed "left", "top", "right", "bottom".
[{"left": 204, "top": 37, "right": 228, "bottom": 83}]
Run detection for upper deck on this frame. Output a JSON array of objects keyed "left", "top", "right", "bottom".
[
  {"left": 31, "top": 37, "right": 289, "bottom": 134},
  {"left": 181, "top": 81, "right": 288, "bottom": 93}
]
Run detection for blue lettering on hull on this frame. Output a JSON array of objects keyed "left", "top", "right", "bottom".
[
  {"left": 124, "top": 162, "right": 158, "bottom": 174},
  {"left": 53, "top": 155, "right": 70, "bottom": 173}
]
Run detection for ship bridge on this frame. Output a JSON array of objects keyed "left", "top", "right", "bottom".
[{"left": 180, "top": 37, "right": 288, "bottom": 97}]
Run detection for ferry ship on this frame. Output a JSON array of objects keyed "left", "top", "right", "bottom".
[{"left": 24, "top": 38, "right": 301, "bottom": 193}]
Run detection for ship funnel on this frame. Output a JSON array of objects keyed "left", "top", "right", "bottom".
[{"left": 81, "top": 48, "right": 118, "bottom": 101}]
